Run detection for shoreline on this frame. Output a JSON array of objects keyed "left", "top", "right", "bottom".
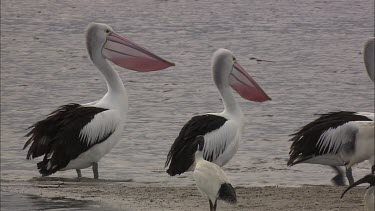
[{"left": 0, "top": 178, "right": 366, "bottom": 211}]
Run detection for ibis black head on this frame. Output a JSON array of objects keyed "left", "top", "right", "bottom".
[
  {"left": 341, "top": 174, "right": 375, "bottom": 199},
  {"left": 195, "top": 135, "right": 205, "bottom": 152}
]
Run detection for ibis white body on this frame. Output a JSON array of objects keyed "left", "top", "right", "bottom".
[
  {"left": 192, "top": 136, "right": 237, "bottom": 211},
  {"left": 194, "top": 158, "right": 231, "bottom": 203}
]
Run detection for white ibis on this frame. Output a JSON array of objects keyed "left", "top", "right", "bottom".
[{"left": 193, "top": 135, "right": 237, "bottom": 211}]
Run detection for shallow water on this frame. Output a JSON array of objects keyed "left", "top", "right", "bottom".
[
  {"left": 1, "top": 191, "right": 109, "bottom": 211},
  {"left": 1, "top": 0, "right": 374, "bottom": 194}
]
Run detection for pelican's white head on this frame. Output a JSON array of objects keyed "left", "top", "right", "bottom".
[
  {"left": 212, "top": 48, "right": 271, "bottom": 102},
  {"left": 364, "top": 37, "right": 374, "bottom": 82},
  {"left": 85, "top": 23, "right": 175, "bottom": 72}
]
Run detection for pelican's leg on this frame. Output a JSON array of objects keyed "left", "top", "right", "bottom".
[
  {"left": 345, "top": 167, "right": 354, "bottom": 185},
  {"left": 330, "top": 166, "right": 345, "bottom": 186},
  {"left": 76, "top": 169, "right": 82, "bottom": 178},
  {"left": 92, "top": 162, "right": 99, "bottom": 179},
  {"left": 213, "top": 199, "right": 217, "bottom": 211},
  {"left": 209, "top": 199, "right": 214, "bottom": 211}
]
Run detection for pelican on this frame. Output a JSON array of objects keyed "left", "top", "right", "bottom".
[
  {"left": 165, "top": 48, "right": 271, "bottom": 176},
  {"left": 341, "top": 174, "right": 375, "bottom": 211},
  {"left": 23, "top": 23, "right": 174, "bottom": 179},
  {"left": 193, "top": 135, "right": 237, "bottom": 211},
  {"left": 287, "top": 37, "right": 375, "bottom": 186}
]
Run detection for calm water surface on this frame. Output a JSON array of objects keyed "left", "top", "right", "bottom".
[{"left": 1, "top": 0, "right": 374, "bottom": 208}]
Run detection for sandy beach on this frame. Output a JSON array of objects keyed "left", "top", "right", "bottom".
[{"left": 1, "top": 178, "right": 366, "bottom": 211}]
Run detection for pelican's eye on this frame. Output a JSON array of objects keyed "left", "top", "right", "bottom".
[
  {"left": 105, "top": 29, "right": 111, "bottom": 34},
  {"left": 233, "top": 57, "right": 236, "bottom": 62}
]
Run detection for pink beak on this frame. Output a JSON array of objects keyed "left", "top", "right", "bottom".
[
  {"left": 102, "top": 32, "right": 175, "bottom": 72},
  {"left": 229, "top": 62, "right": 271, "bottom": 102}
]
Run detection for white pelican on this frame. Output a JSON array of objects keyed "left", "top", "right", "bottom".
[
  {"left": 287, "top": 37, "right": 375, "bottom": 186},
  {"left": 193, "top": 135, "right": 237, "bottom": 211},
  {"left": 341, "top": 174, "right": 375, "bottom": 211},
  {"left": 23, "top": 23, "right": 174, "bottom": 179},
  {"left": 165, "top": 48, "right": 271, "bottom": 176}
]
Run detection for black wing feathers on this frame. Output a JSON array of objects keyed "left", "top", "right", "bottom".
[
  {"left": 165, "top": 114, "right": 227, "bottom": 176},
  {"left": 288, "top": 111, "right": 372, "bottom": 166},
  {"left": 24, "top": 103, "right": 111, "bottom": 176}
]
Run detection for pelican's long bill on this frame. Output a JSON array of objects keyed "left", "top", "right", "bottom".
[
  {"left": 229, "top": 62, "right": 271, "bottom": 102},
  {"left": 102, "top": 32, "right": 175, "bottom": 72}
]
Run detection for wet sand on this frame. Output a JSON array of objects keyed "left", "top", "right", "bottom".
[{"left": 1, "top": 178, "right": 366, "bottom": 211}]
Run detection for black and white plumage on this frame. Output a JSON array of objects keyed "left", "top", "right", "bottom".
[
  {"left": 288, "top": 111, "right": 374, "bottom": 185},
  {"left": 288, "top": 38, "right": 375, "bottom": 186},
  {"left": 341, "top": 174, "right": 375, "bottom": 211},
  {"left": 165, "top": 48, "right": 271, "bottom": 176},
  {"left": 193, "top": 136, "right": 237, "bottom": 211},
  {"left": 165, "top": 114, "right": 227, "bottom": 175},
  {"left": 23, "top": 23, "right": 174, "bottom": 178},
  {"left": 24, "top": 104, "right": 114, "bottom": 177}
]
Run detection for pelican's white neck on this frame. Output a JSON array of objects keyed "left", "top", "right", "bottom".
[
  {"left": 212, "top": 63, "right": 242, "bottom": 117},
  {"left": 91, "top": 54, "right": 126, "bottom": 96},
  {"left": 219, "top": 86, "right": 242, "bottom": 116},
  {"left": 88, "top": 50, "right": 128, "bottom": 112}
]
